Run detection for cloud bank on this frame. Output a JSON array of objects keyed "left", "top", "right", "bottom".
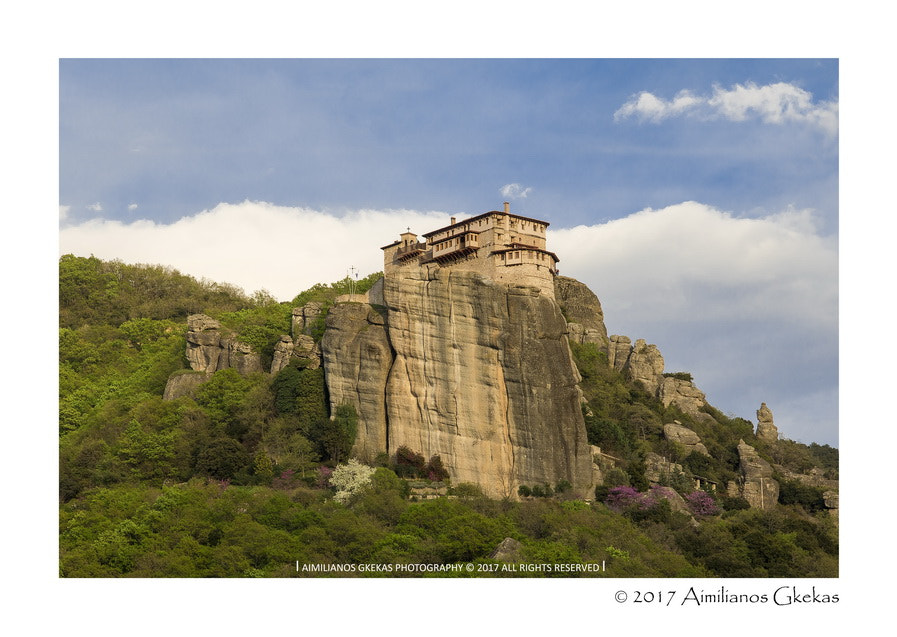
[
  {"left": 614, "top": 82, "right": 838, "bottom": 136},
  {"left": 59, "top": 201, "right": 837, "bottom": 445},
  {"left": 60, "top": 202, "right": 450, "bottom": 300}
]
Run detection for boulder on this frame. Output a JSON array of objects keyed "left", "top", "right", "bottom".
[
  {"left": 162, "top": 371, "right": 212, "bottom": 400},
  {"left": 490, "top": 537, "right": 523, "bottom": 562},
  {"left": 663, "top": 422, "right": 710, "bottom": 456}
]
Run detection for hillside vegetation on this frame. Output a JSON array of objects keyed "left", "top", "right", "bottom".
[{"left": 59, "top": 255, "right": 838, "bottom": 577}]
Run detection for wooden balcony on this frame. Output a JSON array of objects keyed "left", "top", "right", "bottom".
[
  {"left": 431, "top": 232, "right": 480, "bottom": 260},
  {"left": 396, "top": 242, "right": 427, "bottom": 261}
]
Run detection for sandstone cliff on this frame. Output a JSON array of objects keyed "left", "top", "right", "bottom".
[
  {"left": 381, "top": 268, "right": 593, "bottom": 499},
  {"left": 554, "top": 276, "right": 609, "bottom": 349},
  {"left": 317, "top": 267, "right": 595, "bottom": 498},
  {"left": 320, "top": 302, "right": 393, "bottom": 462}
]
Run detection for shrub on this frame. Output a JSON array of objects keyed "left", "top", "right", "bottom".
[
  {"left": 720, "top": 495, "right": 751, "bottom": 512},
  {"left": 777, "top": 479, "right": 827, "bottom": 512},
  {"left": 685, "top": 491, "right": 721, "bottom": 517},
  {"left": 394, "top": 446, "right": 427, "bottom": 478},
  {"left": 603, "top": 467, "right": 630, "bottom": 487},
  {"left": 330, "top": 459, "right": 376, "bottom": 503},
  {"left": 195, "top": 438, "right": 249, "bottom": 480},
  {"left": 425, "top": 455, "right": 450, "bottom": 481},
  {"left": 309, "top": 404, "right": 358, "bottom": 464},
  {"left": 663, "top": 372, "right": 693, "bottom": 383},
  {"left": 605, "top": 486, "right": 646, "bottom": 512}
]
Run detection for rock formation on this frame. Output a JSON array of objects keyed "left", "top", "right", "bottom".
[
  {"left": 270, "top": 335, "right": 295, "bottom": 375},
  {"left": 607, "top": 335, "right": 632, "bottom": 372},
  {"left": 659, "top": 378, "right": 708, "bottom": 418},
  {"left": 627, "top": 339, "right": 665, "bottom": 395},
  {"left": 756, "top": 402, "right": 779, "bottom": 442},
  {"left": 731, "top": 439, "right": 780, "bottom": 510},
  {"left": 379, "top": 268, "right": 593, "bottom": 499},
  {"left": 162, "top": 370, "right": 212, "bottom": 400},
  {"left": 663, "top": 422, "right": 710, "bottom": 456},
  {"left": 320, "top": 302, "right": 393, "bottom": 462},
  {"left": 554, "top": 276, "right": 609, "bottom": 349},
  {"left": 292, "top": 302, "right": 325, "bottom": 336},
  {"left": 490, "top": 537, "right": 523, "bottom": 562},
  {"left": 270, "top": 333, "right": 322, "bottom": 374},
  {"left": 644, "top": 451, "right": 686, "bottom": 485},
  {"left": 184, "top": 314, "right": 262, "bottom": 375},
  {"left": 163, "top": 314, "right": 263, "bottom": 399}
]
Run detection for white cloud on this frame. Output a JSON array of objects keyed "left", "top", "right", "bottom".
[
  {"left": 59, "top": 200, "right": 837, "bottom": 444},
  {"left": 552, "top": 201, "right": 837, "bottom": 327},
  {"left": 128, "top": 203, "right": 138, "bottom": 211},
  {"left": 500, "top": 183, "right": 532, "bottom": 199},
  {"left": 60, "top": 201, "right": 450, "bottom": 300},
  {"left": 59, "top": 205, "right": 70, "bottom": 221},
  {"left": 614, "top": 82, "right": 838, "bottom": 136},
  {"left": 551, "top": 201, "right": 838, "bottom": 445},
  {"left": 87, "top": 202, "right": 103, "bottom": 212}
]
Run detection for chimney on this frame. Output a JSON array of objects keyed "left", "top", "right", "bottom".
[
  {"left": 450, "top": 216, "right": 456, "bottom": 225},
  {"left": 503, "top": 202, "right": 510, "bottom": 214}
]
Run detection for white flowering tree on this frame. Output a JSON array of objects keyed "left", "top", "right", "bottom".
[{"left": 330, "top": 459, "right": 375, "bottom": 503}]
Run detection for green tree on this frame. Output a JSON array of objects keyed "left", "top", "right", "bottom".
[
  {"left": 309, "top": 404, "right": 358, "bottom": 464},
  {"left": 195, "top": 438, "right": 249, "bottom": 480}
]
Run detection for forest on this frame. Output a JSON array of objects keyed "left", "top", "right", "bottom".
[{"left": 59, "top": 255, "right": 838, "bottom": 577}]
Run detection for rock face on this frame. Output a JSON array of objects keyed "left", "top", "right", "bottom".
[
  {"left": 270, "top": 335, "right": 295, "bottom": 374},
  {"left": 627, "top": 339, "right": 665, "bottom": 395},
  {"left": 375, "top": 268, "right": 593, "bottom": 499},
  {"left": 270, "top": 334, "right": 322, "bottom": 374},
  {"left": 607, "top": 335, "right": 632, "bottom": 372},
  {"left": 292, "top": 302, "right": 325, "bottom": 336},
  {"left": 163, "top": 314, "right": 263, "bottom": 400},
  {"left": 734, "top": 440, "right": 780, "bottom": 510},
  {"left": 756, "top": 402, "right": 779, "bottom": 442},
  {"left": 162, "top": 371, "right": 212, "bottom": 400},
  {"left": 554, "top": 276, "right": 609, "bottom": 349},
  {"left": 184, "top": 314, "right": 262, "bottom": 375},
  {"left": 663, "top": 422, "right": 710, "bottom": 456},
  {"left": 320, "top": 302, "right": 393, "bottom": 462},
  {"left": 659, "top": 378, "right": 708, "bottom": 417},
  {"left": 644, "top": 451, "right": 686, "bottom": 485}
]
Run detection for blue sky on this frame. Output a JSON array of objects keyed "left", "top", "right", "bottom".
[
  {"left": 60, "top": 59, "right": 838, "bottom": 230},
  {"left": 59, "top": 58, "right": 839, "bottom": 447}
]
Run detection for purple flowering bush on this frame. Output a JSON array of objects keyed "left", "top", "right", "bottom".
[
  {"left": 316, "top": 465, "right": 333, "bottom": 489},
  {"left": 685, "top": 490, "right": 721, "bottom": 517},
  {"left": 605, "top": 486, "right": 648, "bottom": 512},
  {"left": 645, "top": 485, "right": 677, "bottom": 507}
]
